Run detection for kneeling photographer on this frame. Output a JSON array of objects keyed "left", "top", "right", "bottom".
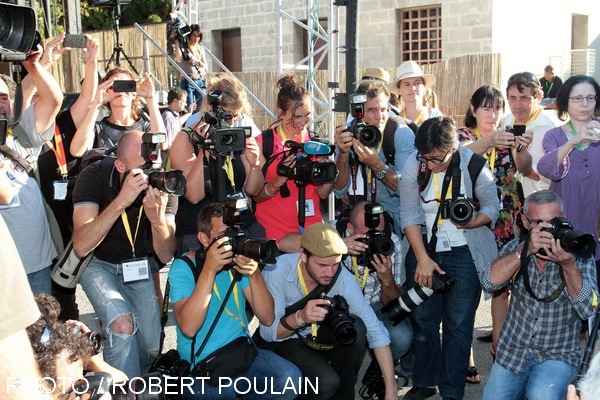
[
  {"left": 258, "top": 223, "right": 399, "bottom": 400},
  {"left": 72, "top": 131, "right": 178, "bottom": 379},
  {"left": 168, "top": 202, "right": 300, "bottom": 399},
  {"left": 482, "top": 190, "right": 597, "bottom": 400},
  {"left": 335, "top": 201, "right": 413, "bottom": 385},
  {"left": 398, "top": 117, "right": 499, "bottom": 400}
]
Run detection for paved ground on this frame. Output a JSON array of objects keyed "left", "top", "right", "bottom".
[{"left": 77, "top": 266, "right": 494, "bottom": 399}]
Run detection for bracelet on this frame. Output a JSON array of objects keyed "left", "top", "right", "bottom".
[
  {"left": 295, "top": 310, "right": 307, "bottom": 328},
  {"left": 280, "top": 315, "right": 296, "bottom": 331},
  {"left": 263, "top": 182, "right": 277, "bottom": 197}
]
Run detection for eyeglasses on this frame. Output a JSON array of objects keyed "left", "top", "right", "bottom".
[
  {"left": 569, "top": 95, "right": 597, "bottom": 103},
  {"left": 365, "top": 107, "right": 389, "bottom": 115},
  {"left": 416, "top": 152, "right": 448, "bottom": 165},
  {"left": 523, "top": 214, "right": 545, "bottom": 226},
  {"left": 508, "top": 72, "right": 538, "bottom": 84}
]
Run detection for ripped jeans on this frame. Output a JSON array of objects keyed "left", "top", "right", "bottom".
[{"left": 80, "top": 257, "right": 160, "bottom": 378}]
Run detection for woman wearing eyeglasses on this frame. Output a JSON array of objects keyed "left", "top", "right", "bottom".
[
  {"left": 170, "top": 74, "right": 265, "bottom": 255},
  {"left": 399, "top": 117, "right": 499, "bottom": 400},
  {"left": 538, "top": 75, "right": 600, "bottom": 266}
]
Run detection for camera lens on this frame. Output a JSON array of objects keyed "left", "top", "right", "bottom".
[
  {"left": 559, "top": 230, "right": 596, "bottom": 258},
  {"left": 449, "top": 198, "right": 473, "bottom": 224},
  {"left": 221, "top": 133, "right": 234, "bottom": 146},
  {"left": 359, "top": 125, "right": 382, "bottom": 147}
]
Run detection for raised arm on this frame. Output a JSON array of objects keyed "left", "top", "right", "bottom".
[{"left": 70, "top": 36, "right": 100, "bottom": 128}]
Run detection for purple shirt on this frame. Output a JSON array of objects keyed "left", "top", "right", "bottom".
[{"left": 538, "top": 126, "right": 600, "bottom": 260}]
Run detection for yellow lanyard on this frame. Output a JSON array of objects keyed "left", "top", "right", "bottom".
[
  {"left": 223, "top": 155, "right": 236, "bottom": 189},
  {"left": 213, "top": 270, "right": 245, "bottom": 327},
  {"left": 121, "top": 206, "right": 144, "bottom": 258},
  {"left": 474, "top": 128, "right": 495, "bottom": 172},
  {"left": 352, "top": 256, "right": 369, "bottom": 290},
  {"left": 511, "top": 106, "right": 542, "bottom": 127},
  {"left": 403, "top": 108, "right": 424, "bottom": 125},
  {"left": 434, "top": 173, "right": 452, "bottom": 226},
  {"left": 297, "top": 259, "right": 318, "bottom": 338}
]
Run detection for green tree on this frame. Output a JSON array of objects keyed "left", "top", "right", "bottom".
[{"left": 82, "top": 0, "right": 169, "bottom": 31}]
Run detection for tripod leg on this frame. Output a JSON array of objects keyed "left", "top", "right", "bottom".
[
  {"left": 105, "top": 48, "right": 118, "bottom": 71},
  {"left": 120, "top": 48, "right": 139, "bottom": 76}
]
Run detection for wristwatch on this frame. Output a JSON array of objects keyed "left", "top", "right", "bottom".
[
  {"left": 514, "top": 248, "right": 522, "bottom": 260},
  {"left": 375, "top": 164, "right": 390, "bottom": 180}
]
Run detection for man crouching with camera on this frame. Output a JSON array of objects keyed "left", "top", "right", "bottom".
[
  {"left": 482, "top": 190, "right": 598, "bottom": 400},
  {"left": 168, "top": 202, "right": 301, "bottom": 399},
  {"left": 258, "top": 223, "right": 398, "bottom": 400}
]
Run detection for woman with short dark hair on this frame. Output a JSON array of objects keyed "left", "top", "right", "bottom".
[{"left": 399, "top": 116, "right": 499, "bottom": 400}]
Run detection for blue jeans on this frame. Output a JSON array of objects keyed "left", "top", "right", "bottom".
[
  {"left": 372, "top": 300, "right": 413, "bottom": 363},
  {"left": 483, "top": 353, "right": 577, "bottom": 400},
  {"left": 405, "top": 246, "right": 481, "bottom": 399},
  {"left": 182, "top": 349, "right": 302, "bottom": 399},
  {"left": 180, "top": 78, "right": 205, "bottom": 109},
  {"left": 79, "top": 257, "right": 160, "bottom": 378},
  {"left": 27, "top": 266, "right": 52, "bottom": 294}
]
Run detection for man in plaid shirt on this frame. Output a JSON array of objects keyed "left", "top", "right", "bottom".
[
  {"left": 482, "top": 190, "right": 598, "bottom": 400},
  {"left": 337, "top": 201, "right": 412, "bottom": 366}
]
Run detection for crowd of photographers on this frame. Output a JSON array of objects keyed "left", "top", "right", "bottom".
[{"left": 2, "top": 6, "right": 600, "bottom": 399}]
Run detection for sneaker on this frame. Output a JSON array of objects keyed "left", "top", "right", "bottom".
[{"left": 403, "top": 386, "right": 437, "bottom": 400}]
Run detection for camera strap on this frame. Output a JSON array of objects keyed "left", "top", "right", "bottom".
[
  {"left": 511, "top": 238, "right": 566, "bottom": 303},
  {"left": 426, "top": 152, "right": 459, "bottom": 255}
]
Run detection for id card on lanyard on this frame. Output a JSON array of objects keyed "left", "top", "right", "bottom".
[
  {"left": 48, "top": 125, "right": 69, "bottom": 200},
  {"left": 120, "top": 207, "right": 149, "bottom": 282}
]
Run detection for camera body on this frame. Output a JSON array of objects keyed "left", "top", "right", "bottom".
[
  {"left": 440, "top": 195, "right": 474, "bottom": 224},
  {"left": 318, "top": 294, "right": 357, "bottom": 345},
  {"left": 539, "top": 216, "right": 596, "bottom": 258},
  {"left": 276, "top": 141, "right": 336, "bottom": 184},
  {"left": 346, "top": 93, "right": 382, "bottom": 147},
  {"left": 189, "top": 90, "right": 249, "bottom": 153},
  {"left": 167, "top": 17, "right": 192, "bottom": 50},
  {"left": 150, "top": 349, "right": 191, "bottom": 379},
  {"left": 217, "top": 196, "right": 279, "bottom": 266},
  {"left": 505, "top": 124, "right": 526, "bottom": 136},
  {"left": 140, "top": 133, "right": 186, "bottom": 197},
  {"left": 355, "top": 202, "right": 394, "bottom": 267}
]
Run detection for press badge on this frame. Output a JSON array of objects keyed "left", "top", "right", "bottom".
[
  {"left": 298, "top": 199, "right": 315, "bottom": 217},
  {"left": 435, "top": 232, "right": 451, "bottom": 252},
  {"left": 121, "top": 258, "right": 150, "bottom": 283},
  {"left": 53, "top": 180, "right": 68, "bottom": 200}
]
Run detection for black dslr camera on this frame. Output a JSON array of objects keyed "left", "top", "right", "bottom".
[
  {"left": 141, "top": 133, "right": 186, "bottom": 196},
  {"left": 355, "top": 202, "right": 394, "bottom": 267},
  {"left": 0, "top": 3, "right": 41, "bottom": 62},
  {"left": 318, "top": 294, "right": 357, "bottom": 345},
  {"left": 539, "top": 216, "right": 596, "bottom": 258},
  {"left": 216, "top": 195, "right": 279, "bottom": 267},
  {"left": 440, "top": 195, "right": 474, "bottom": 225},
  {"left": 69, "top": 325, "right": 103, "bottom": 356},
  {"left": 73, "top": 371, "right": 166, "bottom": 400},
  {"left": 276, "top": 140, "right": 336, "bottom": 184},
  {"left": 346, "top": 93, "right": 382, "bottom": 147},
  {"left": 167, "top": 17, "right": 192, "bottom": 49},
  {"left": 188, "top": 90, "right": 250, "bottom": 153},
  {"left": 382, "top": 270, "right": 454, "bottom": 325}
]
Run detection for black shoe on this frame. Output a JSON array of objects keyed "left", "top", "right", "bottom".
[{"left": 403, "top": 386, "right": 436, "bottom": 400}]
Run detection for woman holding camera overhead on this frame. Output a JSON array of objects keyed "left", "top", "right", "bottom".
[
  {"left": 538, "top": 75, "right": 600, "bottom": 267},
  {"left": 170, "top": 74, "right": 265, "bottom": 256},
  {"left": 172, "top": 24, "right": 208, "bottom": 110},
  {"left": 399, "top": 117, "right": 499, "bottom": 400},
  {"left": 253, "top": 74, "right": 335, "bottom": 246}
]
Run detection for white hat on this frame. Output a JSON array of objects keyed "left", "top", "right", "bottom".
[{"left": 389, "top": 61, "right": 435, "bottom": 94}]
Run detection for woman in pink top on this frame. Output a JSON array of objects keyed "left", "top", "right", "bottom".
[{"left": 253, "top": 74, "right": 335, "bottom": 247}]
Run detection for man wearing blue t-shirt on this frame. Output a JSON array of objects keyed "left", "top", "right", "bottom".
[{"left": 168, "top": 203, "right": 300, "bottom": 399}]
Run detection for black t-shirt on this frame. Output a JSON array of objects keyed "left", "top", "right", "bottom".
[
  {"left": 95, "top": 117, "right": 151, "bottom": 148},
  {"left": 539, "top": 76, "right": 563, "bottom": 98},
  {"left": 38, "top": 110, "right": 81, "bottom": 241},
  {"left": 72, "top": 159, "right": 178, "bottom": 264}
]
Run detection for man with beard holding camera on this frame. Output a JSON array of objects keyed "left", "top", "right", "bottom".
[
  {"left": 259, "top": 223, "right": 399, "bottom": 400},
  {"left": 71, "top": 130, "right": 177, "bottom": 378},
  {"left": 168, "top": 203, "right": 300, "bottom": 399},
  {"left": 482, "top": 190, "right": 598, "bottom": 400},
  {"left": 337, "top": 201, "right": 412, "bottom": 373},
  {"left": 333, "top": 79, "right": 416, "bottom": 236}
]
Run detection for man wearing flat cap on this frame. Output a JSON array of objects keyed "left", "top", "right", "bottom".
[{"left": 259, "top": 223, "right": 399, "bottom": 400}]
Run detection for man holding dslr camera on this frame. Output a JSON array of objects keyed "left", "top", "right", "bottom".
[
  {"left": 168, "top": 202, "right": 300, "bottom": 399},
  {"left": 259, "top": 223, "right": 399, "bottom": 400},
  {"left": 337, "top": 201, "right": 412, "bottom": 371},
  {"left": 482, "top": 190, "right": 598, "bottom": 400},
  {"left": 72, "top": 130, "right": 177, "bottom": 378}
]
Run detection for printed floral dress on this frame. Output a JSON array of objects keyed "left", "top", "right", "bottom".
[{"left": 458, "top": 128, "right": 524, "bottom": 249}]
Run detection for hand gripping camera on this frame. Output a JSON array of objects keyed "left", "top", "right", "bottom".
[
  {"left": 440, "top": 195, "right": 474, "bottom": 225},
  {"left": 276, "top": 140, "right": 336, "bottom": 184},
  {"left": 318, "top": 294, "right": 357, "bottom": 345},
  {"left": 215, "top": 195, "right": 279, "bottom": 267},
  {"left": 346, "top": 93, "right": 383, "bottom": 147},
  {"left": 141, "top": 133, "right": 186, "bottom": 196},
  {"left": 188, "top": 90, "right": 250, "bottom": 153},
  {"left": 538, "top": 216, "right": 596, "bottom": 258},
  {"left": 355, "top": 202, "right": 394, "bottom": 267},
  {"left": 381, "top": 271, "right": 455, "bottom": 325}
]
